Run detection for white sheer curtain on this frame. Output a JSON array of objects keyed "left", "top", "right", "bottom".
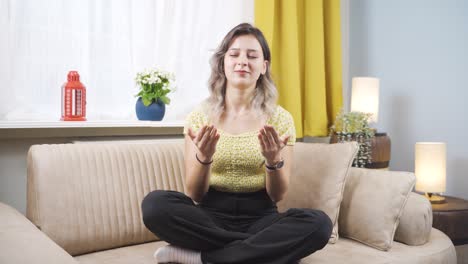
[{"left": 0, "top": 0, "right": 254, "bottom": 121}]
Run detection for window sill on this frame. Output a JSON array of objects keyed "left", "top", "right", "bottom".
[{"left": 0, "top": 120, "right": 185, "bottom": 139}]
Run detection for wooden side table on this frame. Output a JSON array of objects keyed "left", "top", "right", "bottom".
[{"left": 432, "top": 196, "right": 468, "bottom": 264}]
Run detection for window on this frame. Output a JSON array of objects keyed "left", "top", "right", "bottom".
[{"left": 0, "top": 0, "right": 254, "bottom": 121}]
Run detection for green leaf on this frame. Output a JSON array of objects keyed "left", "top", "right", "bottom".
[
  {"left": 142, "top": 97, "right": 153, "bottom": 106},
  {"left": 160, "top": 96, "right": 170, "bottom": 105},
  {"left": 161, "top": 89, "right": 170, "bottom": 96}
]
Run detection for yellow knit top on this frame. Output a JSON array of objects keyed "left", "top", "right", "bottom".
[{"left": 183, "top": 103, "right": 296, "bottom": 193}]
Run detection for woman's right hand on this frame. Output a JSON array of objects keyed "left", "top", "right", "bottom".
[{"left": 187, "top": 125, "right": 220, "bottom": 162}]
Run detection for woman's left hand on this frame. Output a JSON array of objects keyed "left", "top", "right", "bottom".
[{"left": 258, "top": 125, "right": 290, "bottom": 165}]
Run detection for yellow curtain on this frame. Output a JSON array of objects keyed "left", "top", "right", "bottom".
[{"left": 255, "top": 0, "right": 343, "bottom": 137}]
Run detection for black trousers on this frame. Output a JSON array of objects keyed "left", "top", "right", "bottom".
[{"left": 141, "top": 188, "right": 332, "bottom": 264}]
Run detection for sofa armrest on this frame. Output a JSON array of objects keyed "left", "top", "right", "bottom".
[
  {"left": 394, "top": 192, "right": 433, "bottom": 245},
  {"left": 0, "top": 202, "right": 78, "bottom": 264}
]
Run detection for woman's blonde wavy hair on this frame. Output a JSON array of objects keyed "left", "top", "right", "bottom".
[{"left": 204, "top": 23, "right": 278, "bottom": 121}]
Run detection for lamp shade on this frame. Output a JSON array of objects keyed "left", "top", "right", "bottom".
[
  {"left": 415, "top": 142, "right": 446, "bottom": 193},
  {"left": 351, "top": 77, "right": 379, "bottom": 123}
]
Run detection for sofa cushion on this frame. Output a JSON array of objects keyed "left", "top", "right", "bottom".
[
  {"left": 74, "top": 241, "right": 167, "bottom": 264},
  {"left": 74, "top": 229, "right": 456, "bottom": 264},
  {"left": 301, "top": 228, "right": 456, "bottom": 264},
  {"left": 27, "top": 141, "right": 186, "bottom": 256},
  {"left": 394, "top": 192, "right": 433, "bottom": 245},
  {"left": 277, "top": 142, "right": 358, "bottom": 243},
  {"left": 338, "top": 168, "right": 416, "bottom": 251}
]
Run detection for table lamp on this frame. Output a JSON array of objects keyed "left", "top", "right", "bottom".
[
  {"left": 415, "top": 142, "right": 447, "bottom": 204},
  {"left": 350, "top": 77, "right": 391, "bottom": 169},
  {"left": 351, "top": 77, "right": 379, "bottom": 123}
]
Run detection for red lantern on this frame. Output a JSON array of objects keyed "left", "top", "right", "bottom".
[{"left": 61, "top": 71, "right": 86, "bottom": 121}]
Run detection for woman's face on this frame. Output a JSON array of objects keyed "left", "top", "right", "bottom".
[{"left": 223, "top": 34, "right": 267, "bottom": 90}]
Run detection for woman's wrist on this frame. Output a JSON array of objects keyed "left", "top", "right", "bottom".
[
  {"left": 265, "top": 155, "right": 282, "bottom": 166},
  {"left": 265, "top": 158, "right": 284, "bottom": 171},
  {"left": 196, "top": 153, "right": 213, "bottom": 165}
]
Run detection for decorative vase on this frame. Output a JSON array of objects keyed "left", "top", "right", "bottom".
[
  {"left": 330, "top": 132, "right": 390, "bottom": 169},
  {"left": 330, "top": 132, "right": 372, "bottom": 168},
  {"left": 366, "top": 132, "right": 391, "bottom": 169},
  {"left": 135, "top": 97, "right": 165, "bottom": 121}
]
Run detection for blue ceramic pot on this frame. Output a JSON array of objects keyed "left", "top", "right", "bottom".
[{"left": 135, "top": 97, "right": 165, "bottom": 121}]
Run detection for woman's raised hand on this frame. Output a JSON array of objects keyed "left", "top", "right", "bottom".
[
  {"left": 258, "top": 125, "right": 290, "bottom": 164},
  {"left": 187, "top": 125, "right": 220, "bottom": 162}
]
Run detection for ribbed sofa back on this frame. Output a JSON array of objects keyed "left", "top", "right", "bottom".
[{"left": 26, "top": 141, "right": 185, "bottom": 256}]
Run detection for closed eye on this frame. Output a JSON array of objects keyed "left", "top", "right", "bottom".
[{"left": 228, "top": 53, "right": 258, "bottom": 59}]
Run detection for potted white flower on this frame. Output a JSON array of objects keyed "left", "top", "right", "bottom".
[{"left": 134, "top": 68, "right": 176, "bottom": 121}]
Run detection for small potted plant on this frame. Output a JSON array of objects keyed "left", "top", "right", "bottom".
[
  {"left": 134, "top": 68, "right": 176, "bottom": 121},
  {"left": 329, "top": 110, "right": 375, "bottom": 167}
]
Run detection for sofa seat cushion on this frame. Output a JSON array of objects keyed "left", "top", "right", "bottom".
[
  {"left": 75, "top": 229, "right": 455, "bottom": 264},
  {"left": 302, "top": 228, "right": 456, "bottom": 264},
  {"left": 75, "top": 241, "right": 168, "bottom": 264}
]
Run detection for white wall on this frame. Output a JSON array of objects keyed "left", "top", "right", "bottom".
[{"left": 348, "top": 0, "right": 468, "bottom": 199}]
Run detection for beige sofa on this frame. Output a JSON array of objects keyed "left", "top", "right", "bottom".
[{"left": 0, "top": 140, "right": 457, "bottom": 264}]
